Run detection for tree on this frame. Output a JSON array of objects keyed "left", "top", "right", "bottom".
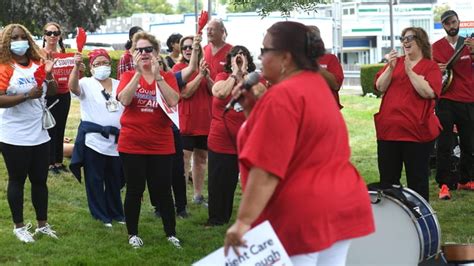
[
  {"left": 0, "top": 0, "right": 117, "bottom": 35},
  {"left": 109, "top": 0, "right": 174, "bottom": 18},
  {"left": 176, "top": 0, "right": 203, "bottom": 14},
  {"left": 433, "top": 3, "right": 450, "bottom": 23},
  {"left": 229, "top": 0, "right": 331, "bottom": 17}
]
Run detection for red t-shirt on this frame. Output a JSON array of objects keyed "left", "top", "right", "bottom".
[
  {"left": 319, "top": 53, "right": 344, "bottom": 109},
  {"left": 117, "top": 70, "right": 179, "bottom": 154},
  {"left": 207, "top": 72, "right": 246, "bottom": 154},
  {"left": 50, "top": 51, "right": 74, "bottom": 94},
  {"left": 203, "top": 43, "right": 233, "bottom": 80},
  {"left": 172, "top": 62, "right": 212, "bottom": 136},
  {"left": 374, "top": 57, "right": 442, "bottom": 142},
  {"left": 238, "top": 71, "right": 374, "bottom": 256},
  {"left": 432, "top": 37, "right": 474, "bottom": 103}
]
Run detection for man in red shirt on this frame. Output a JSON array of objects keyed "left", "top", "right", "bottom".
[{"left": 432, "top": 10, "right": 474, "bottom": 199}]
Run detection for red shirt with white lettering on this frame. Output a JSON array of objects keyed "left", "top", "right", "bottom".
[
  {"left": 374, "top": 56, "right": 442, "bottom": 142},
  {"left": 172, "top": 62, "right": 212, "bottom": 136},
  {"left": 207, "top": 72, "right": 246, "bottom": 154},
  {"left": 238, "top": 71, "right": 374, "bottom": 255},
  {"left": 319, "top": 53, "right": 344, "bottom": 109},
  {"left": 117, "top": 70, "right": 178, "bottom": 154},
  {"left": 432, "top": 37, "right": 474, "bottom": 102},
  {"left": 203, "top": 43, "right": 233, "bottom": 80}
]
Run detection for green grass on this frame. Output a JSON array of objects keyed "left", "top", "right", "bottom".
[{"left": 0, "top": 95, "right": 473, "bottom": 264}]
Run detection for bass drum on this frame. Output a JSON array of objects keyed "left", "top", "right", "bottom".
[{"left": 346, "top": 188, "right": 441, "bottom": 266}]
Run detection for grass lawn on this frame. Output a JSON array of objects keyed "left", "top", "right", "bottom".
[{"left": 0, "top": 94, "right": 473, "bottom": 264}]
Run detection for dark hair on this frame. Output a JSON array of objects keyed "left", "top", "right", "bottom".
[
  {"left": 42, "top": 22, "right": 65, "bottom": 53},
  {"left": 125, "top": 26, "right": 143, "bottom": 50},
  {"left": 223, "top": 45, "right": 256, "bottom": 73},
  {"left": 166, "top": 33, "right": 183, "bottom": 53},
  {"left": 401, "top": 27, "right": 431, "bottom": 60},
  {"left": 267, "top": 21, "right": 325, "bottom": 71}
]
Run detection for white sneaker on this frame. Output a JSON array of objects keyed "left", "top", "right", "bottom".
[
  {"left": 13, "top": 223, "right": 35, "bottom": 243},
  {"left": 129, "top": 235, "right": 143, "bottom": 248},
  {"left": 34, "top": 223, "right": 58, "bottom": 239},
  {"left": 104, "top": 223, "right": 113, "bottom": 228},
  {"left": 167, "top": 236, "right": 182, "bottom": 249}
]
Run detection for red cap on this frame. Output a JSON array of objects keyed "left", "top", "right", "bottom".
[{"left": 88, "top": 49, "right": 110, "bottom": 64}]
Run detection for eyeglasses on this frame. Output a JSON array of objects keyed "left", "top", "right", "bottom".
[
  {"left": 92, "top": 61, "right": 111, "bottom": 67},
  {"left": 400, "top": 35, "right": 417, "bottom": 43},
  {"left": 181, "top": 45, "right": 193, "bottom": 51},
  {"left": 135, "top": 46, "right": 154, "bottom": 53},
  {"left": 260, "top": 47, "right": 280, "bottom": 56},
  {"left": 45, "top": 30, "right": 61, "bottom": 37}
]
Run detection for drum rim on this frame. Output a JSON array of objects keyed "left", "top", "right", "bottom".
[{"left": 369, "top": 188, "right": 441, "bottom": 262}]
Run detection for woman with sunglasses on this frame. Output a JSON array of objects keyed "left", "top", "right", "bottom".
[
  {"left": 0, "top": 23, "right": 59, "bottom": 243},
  {"left": 117, "top": 31, "right": 181, "bottom": 249},
  {"left": 68, "top": 49, "right": 125, "bottom": 228},
  {"left": 42, "top": 22, "right": 71, "bottom": 175},
  {"left": 206, "top": 45, "right": 265, "bottom": 228},
  {"left": 172, "top": 35, "right": 214, "bottom": 208},
  {"left": 374, "top": 27, "right": 442, "bottom": 201},
  {"left": 223, "top": 21, "right": 374, "bottom": 265}
]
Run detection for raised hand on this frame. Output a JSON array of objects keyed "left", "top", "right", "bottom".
[
  {"left": 42, "top": 51, "right": 57, "bottom": 74},
  {"left": 73, "top": 52, "right": 83, "bottom": 66},
  {"left": 132, "top": 50, "right": 143, "bottom": 74},
  {"left": 241, "top": 55, "right": 248, "bottom": 74}
]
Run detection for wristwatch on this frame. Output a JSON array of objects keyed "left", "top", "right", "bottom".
[{"left": 23, "top": 92, "right": 30, "bottom": 100}]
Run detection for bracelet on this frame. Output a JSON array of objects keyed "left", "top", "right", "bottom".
[
  {"left": 45, "top": 78, "right": 55, "bottom": 84},
  {"left": 23, "top": 92, "right": 30, "bottom": 100}
]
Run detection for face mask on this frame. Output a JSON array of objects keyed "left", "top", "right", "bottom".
[
  {"left": 92, "top": 66, "right": 111, "bottom": 80},
  {"left": 10, "top": 40, "right": 30, "bottom": 56}
]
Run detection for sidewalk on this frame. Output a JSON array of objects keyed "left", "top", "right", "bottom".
[{"left": 340, "top": 86, "right": 363, "bottom": 96}]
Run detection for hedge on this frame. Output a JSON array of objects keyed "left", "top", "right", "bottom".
[{"left": 360, "top": 63, "right": 385, "bottom": 97}]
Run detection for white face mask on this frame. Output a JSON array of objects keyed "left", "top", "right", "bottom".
[
  {"left": 92, "top": 66, "right": 111, "bottom": 80},
  {"left": 10, "top": 40, "right": 30, "bottom": 56}
]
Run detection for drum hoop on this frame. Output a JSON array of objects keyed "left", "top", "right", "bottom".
[
  {"left": 403, "top": 187, "right": 442, "bottom": 260},
  {"left": 371, "top": 188, "right": 441, "bottom": 262}
]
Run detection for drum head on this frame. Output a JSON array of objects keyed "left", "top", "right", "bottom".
[{"left": 346, "top": 193, "right": 420, "bottom": 265}]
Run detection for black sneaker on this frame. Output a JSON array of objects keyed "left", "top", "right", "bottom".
[
  {"left": 49, "top": 165, "right": 60, "bottom": 175},
  {"left": 176, "top": 210, "right": 189, "bottom": 219}
]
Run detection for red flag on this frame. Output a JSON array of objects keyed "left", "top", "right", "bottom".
[
  {"left": 197, "top": 10, "right": 209, "bottom": 34},
  {"left": 34, "top": 64, "right": 46, "bottom": 86},
  {"left": 76, "top": 27, "right": 87, "bottom": 53}
]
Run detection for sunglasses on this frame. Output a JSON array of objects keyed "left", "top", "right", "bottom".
[
  {"left": 135, "top": 46, "right": 154, "bottom": 53},
  {"left": 181, "top": 45, "right": 193, "bottom": 51},
  {"left": 260, "top": 47, "right": 280, "bottom": 56},
  {"left": 400, "top": 35, "right": 417, "bottom": 43},
  {"left": 45, "top": 30, "right": 61, "bottom": 37}
]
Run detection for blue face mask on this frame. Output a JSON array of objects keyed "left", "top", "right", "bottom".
[{"left": 10, "top": 40, "right": 30, "bottom": 56}]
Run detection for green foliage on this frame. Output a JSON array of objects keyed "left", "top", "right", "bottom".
[
  {"left": 0, "top": 0, "right": 117, "bottom": 35},
  {"left": 360, "top": 63, "right": 385, "bottom": 97},
  {"left": 229, "top": 0, "right": 331, "bottom": 17},
  {"left": 109, "top": 0, "right": 174, "bottom": 18}
]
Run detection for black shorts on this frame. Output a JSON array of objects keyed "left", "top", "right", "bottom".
[{"left": 182, "top": 135, "right": 208, "bottom": 151}]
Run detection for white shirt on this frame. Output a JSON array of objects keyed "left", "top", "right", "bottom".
[
  {"left": 0, "top": 61, "right": 50, "bottom": 146},
  {"left": 77, "top": 77, "right": 123, "bottom": 156}
]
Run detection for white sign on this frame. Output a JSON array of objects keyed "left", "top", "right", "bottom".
[
  {"left": 155, "top": 84, "right": 179, "bottom": 129},
  {"left": 193, "top": 221, "right": 293, "bottom": 266}
]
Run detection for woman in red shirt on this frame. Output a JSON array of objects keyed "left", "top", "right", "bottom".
[
  {"left": 206, "top": 45, "right": 263, "bottom": 227},
  {"left": 224, "top": 21, "right": 374, "bottom": 265},
  {"left": 374, "top": 27, "right": 442, "bottom": 201},
  {"left": 172, "top": 35, "right": 213, "bottom": 206},
  {"left": 117, "top": 31, "right": 181, "bottom": 249}
]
